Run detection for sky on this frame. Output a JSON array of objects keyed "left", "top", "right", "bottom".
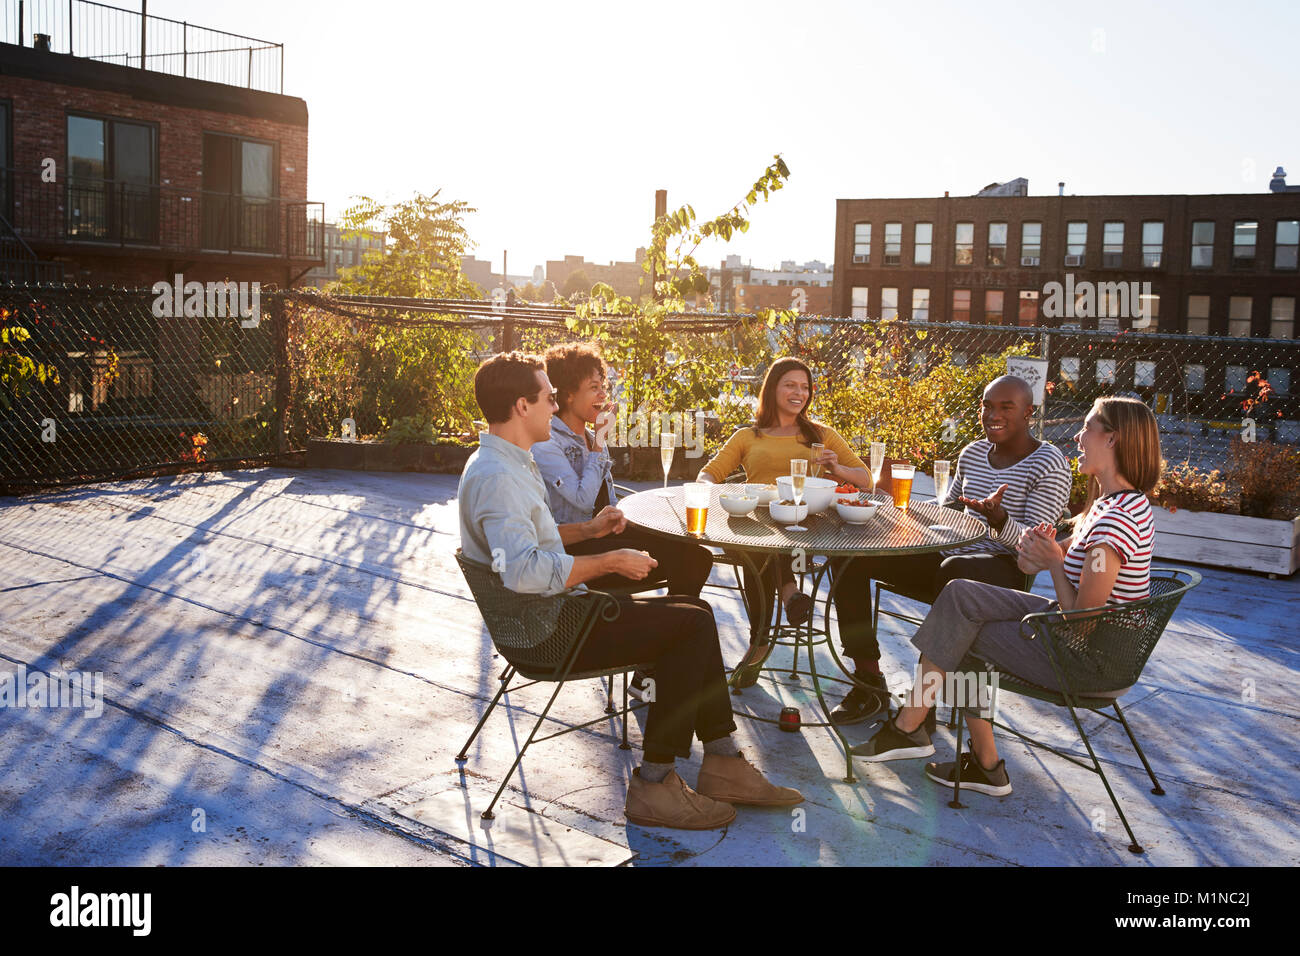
[{"left": 102, "top": 0, "right": 1300, "bottom": 277}]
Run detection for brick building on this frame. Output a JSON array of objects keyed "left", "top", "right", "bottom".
[
  {"left": 832, "top": 178, "right": 1299, "bottom": 337},
  {"left": 0, "top": 10, "right": 323, "bottom": 288},
  {"left": 546, "top": 251, "right": 647, "bottom": 300}
]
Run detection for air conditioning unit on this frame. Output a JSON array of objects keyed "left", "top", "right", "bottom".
[
  {"left": 1064, "top": 255, "right": 1083, "bottom": 267},
  {"left": 852, "top": 255, "right": 869, "bottom": 263},
  {"left": 1020, "top": 256, "right": 1040, "bottom": 267}
]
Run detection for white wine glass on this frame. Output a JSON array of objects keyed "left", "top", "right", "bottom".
[
  {"left": 809, "top": 442, "right": 825, "bottom": 479},
  {"left": 656, "top": 431, "right": 675, "bottom": 497},
  {"left": 869, "top": 442, "right": 885, "bottom": 497},
  {"left": 933, "top": 460, "right": 951, "bottom": 504},
  {"left": 786, "top": 458, "right": 809, "bottom": 532}
]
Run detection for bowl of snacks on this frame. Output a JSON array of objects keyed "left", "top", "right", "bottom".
[
  {"left": 775, "top": 475, "right": 837, "bottom": 513},
  {"left": 835, "top": 497, "right": 879, "bottom": 524},
  {"left": 769, "top": 499, "right": 810, "bottom": 524},
  {"left": 744, "top": 482, "right": 779, "bottom": 506},
  {"left": 719, "top": 493, "right": 758, "bottom": 516}
]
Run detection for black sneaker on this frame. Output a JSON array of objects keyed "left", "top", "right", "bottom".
[
  {"left": 830, "top": 672, "right": 890, "bottom": 726},
  {"left": 627, "top": 670, "right": 654, "bottom": 703},
  {"left": 850, "top": 714, "right": 934, "bottom": 762},
  {"left": 925, "top": 745, "right": 1013, "bottom": 796}
]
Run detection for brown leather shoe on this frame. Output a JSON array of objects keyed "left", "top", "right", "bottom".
[
  {"left": 625, "top": 768, "right": 737, "bottom": 830},
  {"left": 696, "top": 750, "right": 804, "bottom": 807}
]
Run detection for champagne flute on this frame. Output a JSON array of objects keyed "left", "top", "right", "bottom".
[
  {"left": 656, "top": 431, "right": 675, "bottom": 497},
  {"left": 933, "top": 460, "right": 951, "bottom": 504},
  {"left": 786, "top": 458, "right": 809, "bottom": 532},
  {"left": 809, "top": 442, "right": 825, "bottom": 480},
  {"left": 869, "top": 442, "right": 886, "bottom": 497}
]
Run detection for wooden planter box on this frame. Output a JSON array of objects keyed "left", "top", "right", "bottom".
[{"left": 1153, "top": 506, "right": 1300, "bottom": 577}]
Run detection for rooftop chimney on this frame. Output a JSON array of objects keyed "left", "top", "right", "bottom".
[{"left": 1058, "top": 182, "right": 1065, "bottom": 197}]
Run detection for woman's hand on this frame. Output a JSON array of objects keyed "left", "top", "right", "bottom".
[
  {"left": 815, "top": 448, "right": 839, "bottom": 475},
  {"left": 1017, "top": 522, "right": 1064, "bottom": 573}
]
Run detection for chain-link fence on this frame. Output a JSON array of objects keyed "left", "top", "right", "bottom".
[
  {"left": 1, "top": 283, "right": 281, "bottom": 491},
  {"left": 6, "top": 286, "right": 1298, "bottom": 513}
]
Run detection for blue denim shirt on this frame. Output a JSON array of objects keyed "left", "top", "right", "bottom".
[{"left": 532, "top": 416, "right": 617, "bottom": 526}]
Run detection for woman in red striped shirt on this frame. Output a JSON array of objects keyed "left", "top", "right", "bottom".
[{"left": 850, "top": 397, "right": 1162, "bottom": 797}]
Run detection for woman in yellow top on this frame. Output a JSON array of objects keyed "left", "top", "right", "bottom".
[{"left": 698, "top": 357, "right": 876, "bottom": 687}]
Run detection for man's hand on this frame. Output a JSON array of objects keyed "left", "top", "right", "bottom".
[
  {"left": 956, "top": 483, "right": 1009, "bottom": 532},
  {"left": 604, "top": 549, "right": 657, "bottom": 581},
  {"left": 585, "top": 505, "right": 626, "bottom": 540}
]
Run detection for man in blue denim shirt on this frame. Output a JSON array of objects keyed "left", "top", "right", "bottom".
[
  {"left": 533, "top": 342, "right": 712, "bottom": 598},
  {"left": 458, "top": 351, "right": 802, "bottom": 830}
]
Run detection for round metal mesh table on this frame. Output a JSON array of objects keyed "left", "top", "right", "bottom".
[{"left": 619, "top": 483, "right": 991, "bottom": 783}]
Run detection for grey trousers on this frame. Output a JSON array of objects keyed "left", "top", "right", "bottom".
[{"left": 911, "top": 579, "right": 1129, "bottom": 697}]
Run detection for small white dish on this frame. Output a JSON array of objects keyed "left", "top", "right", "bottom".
[
  {"left": 836, "top": 500, "right": 879, "bottom": 524},
  {"left": 745, "top": 483, "right": 779, "bottom": 506},
  {"left": 769, "top": 500, "right": 809, "bottom": 524},
  {"left": 719, "top": 494, "right": 758, "bottom": 516}
]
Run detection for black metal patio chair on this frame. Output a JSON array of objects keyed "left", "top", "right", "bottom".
[
  {"left": 944, "top": 567, "right": 1201, "bottom": 854},
  {"left": 453, "top": 550, "right": 651, "bottom": 820}
]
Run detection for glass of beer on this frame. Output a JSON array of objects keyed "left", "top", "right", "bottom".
[
  {"left": 786, "top": 458, "right": 809, "bottom": 532},
  {"left": 933, "top": 460, "right": 951, "bottom": 504},
  {"left": 684, "top": 481, "right": 709, "bottom": 536},
  {"left": 869, "top": 442, "right": 886, "bottom": 495},
  {"left": 890, "top": 463, "right": 915, "bottom": 509},
  {"left": 809, "top": 442, "right": 825, "bottom": 479},
  {"left": 656, "top": 431, "right": 675, "bottom": 496}
]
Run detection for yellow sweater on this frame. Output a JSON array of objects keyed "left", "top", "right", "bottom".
[{"left": 700, "top": 424, "right": 866, "bottom": 484}]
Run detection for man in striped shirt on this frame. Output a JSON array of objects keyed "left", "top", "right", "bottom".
[{"left": 830, "top": 375, "right": 1073, "bottom": 725}]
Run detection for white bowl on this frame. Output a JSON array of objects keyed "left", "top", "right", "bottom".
[
  {"left": 719, "top": 494, "right": 758, "bottom": 516},
  {"left": 776, "top": 475, "right": 837, "bottom": 514},
  {"left": 769, "top": 500, "right": 809, "bottom": 524},
  {"left": 836, "top": 499, "right": 879, "bottom": 524},
  {"left": 744, "top": 483, "right": 779, "bottom": 505}
]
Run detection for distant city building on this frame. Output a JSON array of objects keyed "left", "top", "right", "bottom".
[
  {"left": 711, "top": 256, "right": 833, "bottom": 312},
  {"left": 546, "top": 251, "right": 647, "bottom": 300},
  {"left": 461, "top": 256, "right": 537, "bottom": 296},
  {"left": 304, "top": 224, "right": 387, "bottom": 289}
]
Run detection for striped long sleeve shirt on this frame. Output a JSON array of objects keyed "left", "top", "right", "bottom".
[{"left": 940, "top": 439, "right": 1073, "bottom": 557}]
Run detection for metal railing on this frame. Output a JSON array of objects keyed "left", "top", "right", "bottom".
[
  {"left": 3, "top": 0, "right": 285, "bottom": 93},
  {"left": 3, "top": 168, "right": 324, "bottom": 261}
]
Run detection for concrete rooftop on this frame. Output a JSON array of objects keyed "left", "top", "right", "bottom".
[{"left": 0, "top": 467, "right": 1295, "bottom": 866}]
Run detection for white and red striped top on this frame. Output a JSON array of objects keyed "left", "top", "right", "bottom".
[{"left": 1062, "top": 490, "right": 1155, "bottom": 602}]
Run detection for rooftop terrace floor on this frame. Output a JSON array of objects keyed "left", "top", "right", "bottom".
[{"left": 0, "top": 468, "right": 1295, "bottom": 866}]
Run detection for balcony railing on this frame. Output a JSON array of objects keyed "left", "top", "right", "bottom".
[
  {"left": 1, "top": 168, "right": 324, "bottom": 262},
  {"left": 4, "top": 0, "right": 284, "bottom": 93}
]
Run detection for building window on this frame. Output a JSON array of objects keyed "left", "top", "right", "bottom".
[
  {"left": 1228, "top": 296, "right": 1253, "bottom": 337},
  {"left": 1102, "top": 221, "right": 1124, "bottom": 268},
  {"left": 914, "top": 223, "right": 932, "bottom": 265},
  {"left": 881, "top": 287, "right": 899, "bottom": 321},
  {"left": 1018, "top": 290, "right": 1038, "bottom": 326},
  {"left": 1020, "top": 222, "right": 1041, "bottom": 263},
  {"left": 984, "top": 290, "right": 1004, "bottom": 325},
  {"left": 1134, "top": 360, "right": 1157, "bottom": 388},
  {"left": 1066, "top": 221, "right": 1087, "bottom": 265},
  {"left": 987, "top": 222, "right": 1007, "bottom": 266},
  {"left": 1095, "top": 359, "right": 1118, "bottom": 385},
  {"left": 952, "top": 288, "right": 971, "bottom": 323},
  {"left": 851, "top": 286, "right": 869, "bottom": 320},
  {"left": 1183, "top": 364, "right": 1205, "bottom": 393},
  {"left": 853, "top": 223, "right": 871, "bottom": 263},
  {"left": 1142, "top": 221, "right": 1164, "bottom": 268},
  {"left": 884, "top": 222, "right": 902, "bottom": 264},
  {"left": 1135, "top": 292, "right": 1159, "bottom": 332},
  {"left": 1275, "top": 220, "right": 1299, "bottom": 270},
  {"left": 203, "top": 132, "right": 278, "bottom": 252},
  {"left": 1271, "top": 296, "right": 1296, "bottom": 338},
  {"left": 911, "top": 288, "right": 930, "bottom": 322},
  {"left": 1186, "top": 294, "right": 1210, "bottom": 335},
  {"left": 1232, "top": 220, "right": 1257, "bottom": 266},
  {"left": 1060, "top": 357, "right": 1080, "bottom": 382},
  {"left": 67, "top": 114, "right": 159, "bottom": 242},
  {"left": 1190, "top": 221, "right": 1214, "bottom": 268},
  {"left": 1268, "top": 368, "right": 1291, "bottom": 395},
  {"left": 1225, "top": 366, "right": 1248, "bottom": 393},
  {"left": 954, "top": 222, "right": 974, "bottom": 265}
]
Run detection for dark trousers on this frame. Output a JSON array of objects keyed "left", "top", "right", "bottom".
[
  {"left": 570, "top": 595, "right": 737, "bottom": 763},
  {"left": 566, "top": 529, "right": 713, "bottom": 597},
  {"left": 832, "top": 550, "right": 1028, "bottom": 662},
  {"left": 735, "top": 554, "right": 873, "bottom": 646}
]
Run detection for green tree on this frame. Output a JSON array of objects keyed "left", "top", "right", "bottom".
[{"left": 561, "top": 269, "right": 592, "bottom": 299}]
